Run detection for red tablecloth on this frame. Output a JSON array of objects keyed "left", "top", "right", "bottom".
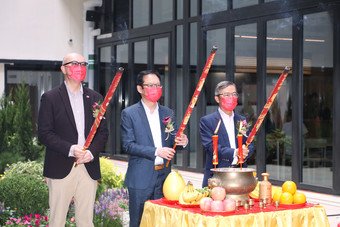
[{"left": 151, "top": 198, "right": 314, "bottom": 216}]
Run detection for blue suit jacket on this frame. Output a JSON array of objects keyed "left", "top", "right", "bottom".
[
  {"left": 199, "top": 110, "right": 254, "bottom": 187},
  {"left": 121, "top": 101, "right": 176, "bottom": 190}
]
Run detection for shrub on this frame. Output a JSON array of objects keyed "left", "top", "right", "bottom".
[
  {"left": 2, "top": 160, "right": 44, "bottom": 181},
  {"left": 94, "top": 188, "right": 129, "bottom": 227},
  {"left": 97, "top": 157, "right": 125, "bottom": 197},
  {"left": 0, "top": 152, "right": 24, "bottom": 174},
  {"left": 0, "top": 174, "right": 48, "bottom": 216}
]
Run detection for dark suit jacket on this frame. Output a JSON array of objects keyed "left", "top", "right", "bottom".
[
  {"left": 121, "top": 101, "right": 176, "bottom": 190},
  {"left": 38, "top": 82, "right": 108, "bottom": 180},
  {"left": 199, "top": 110, "right": 254, "bottom": 187}
]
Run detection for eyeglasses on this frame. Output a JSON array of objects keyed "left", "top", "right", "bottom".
[
  {"left": 218, "top": 92, "right": 239, "bottom": 98},
  {"left": 142, "top": 83, "right": 162, "bottom": 88},
  {"left": 63, "top": 61, "right": 88, "bottom": 67}
]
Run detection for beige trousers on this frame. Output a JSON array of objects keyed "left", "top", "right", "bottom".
[{"left": 46, "top": 164, "right": 97, "bottom": 227}]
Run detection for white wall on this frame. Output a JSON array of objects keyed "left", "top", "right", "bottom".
[{"left": 0, "top": 0, "right": 85, "bottom": 61}]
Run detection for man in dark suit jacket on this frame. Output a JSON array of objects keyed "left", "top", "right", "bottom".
[
  {"left": 121, "top": 70, "right": 188, "bottom": 227},
  {"left": 38, "top": 53, "right": 108, "bottom": 227},
  {"left": 200, "top": 81, "right": 254, "bottom": 187}
]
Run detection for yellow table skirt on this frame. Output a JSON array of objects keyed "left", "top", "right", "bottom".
[{"left": 140, "top": 201, "right": 329, "bottom": 227}]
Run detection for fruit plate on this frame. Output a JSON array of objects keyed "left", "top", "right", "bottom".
[
  {"left": 161, "top": 198, "right": 178, "bottom": 205},
  {"left": 178, "top": 203, "right": 200, "bottom": 208},
  {"left": 279, "top": 202, "right": 307, "bottom": 209}
]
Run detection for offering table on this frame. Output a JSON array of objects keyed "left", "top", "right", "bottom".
[{"left": 140, "top": 198, "right": 329, "bottom": 227}]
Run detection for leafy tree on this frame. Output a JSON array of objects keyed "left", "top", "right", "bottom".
[{"left": 0, "top": 84, "right": 44, "bottom": 173}]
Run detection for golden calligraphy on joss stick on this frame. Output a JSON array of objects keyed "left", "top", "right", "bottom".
[
  {"left": 75, "top": 67, "right": 124, "bottom": 167},
  {"left": 245, "top": 67, "right": 290, "bottom": 147},
  {"left": 165, "top": 46, "right": 218, "bottom": 168}
]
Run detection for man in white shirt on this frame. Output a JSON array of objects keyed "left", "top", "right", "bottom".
[{"left": 199, "top": 81, "right": 254, "bottom": 187}]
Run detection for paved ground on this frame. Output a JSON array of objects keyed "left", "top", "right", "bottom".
[{"left": 111, "top": 159, "right": 340, "bottom": 227}]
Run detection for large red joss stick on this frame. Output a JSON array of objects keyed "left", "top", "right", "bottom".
[
  {"left": 245, "top": 66, "right": 290, "bottom": 147},
  {"left": 75, "top": 67, "right": 124, "bottom": 166},
  {"left": 165, "top": 46, "right": 218, "bottom": 167}
]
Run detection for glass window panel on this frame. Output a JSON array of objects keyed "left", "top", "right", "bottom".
[
  {"left": 100, "top": 46, "right": 111, "bottom": 63},
  {"left": 189, "top": 22, "right": 197, "bottom": 168},
  {"left": 177, "top": 0, "right": 183, "bottom": 19},
  {"left": 133, "top": 0, "right": 149, "bottom": 28},
  {"left": 234, "top": 23, "right": 257, "bottom": 166},
  {"left": 265, "top": 17, "right": 292, "bottom": 181},
  {"left": 116, "top": 44, "right": 128, "bottom": 63},
  {"left": 175, "top": 25, "right": 184, "bottom": 167},
  {"left": 133, "top": 41, "right": 148, "bottom": 106},
  {"left": 202, "top": 0, "right": 228, "bottom": 15},
  {"left": 134, "top": 41, "right": 148, "bottom": 64},
  {"left": 233, "top": 0, "right": 258, "bottom": 9},
  {"left": 205, "top": 28, "right": 226, "bottom": 108},
  {"left": 153, "top": 37, "right": 169, "bottom": 106},
  {"left": 154, "top": 37, "right": 169, "bottom": 65},
  {"left": 190, "top": 23, "right": 197, "bottom": 66},
  {"left": 190, "top": 0, "right": 197, "bottom": 17},
  {"left": 302, "top": 12, "right": 333, "bottom": 188},
  {"left": 206, "top": 29, "right": 225, "bottom": 66},
  {"left": 99, "top": 46, "right": 113, "bottom": 154},
  {"left": 153, "top": 0, "right": 173, "bottom": 24},
  {"left": 176, "top": 26, "right": 184, "bottom": 65}
]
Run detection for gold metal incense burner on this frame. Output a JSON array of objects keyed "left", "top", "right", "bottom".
[{"left": 208, "top": 167, "right": 257, "bottom": 202}]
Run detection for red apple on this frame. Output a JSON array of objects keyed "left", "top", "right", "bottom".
[
  {"left": 199, "top": 197, "right": 213, "bottom": 211},
  {"left": 223, "top": 198, "right": 236, "bottom": 212},
  {"left": 211, "top": 200, "right": 224, "bottom": 212},
  {"left": 211, "top": 186, "right": 226, "bottom": 201}
]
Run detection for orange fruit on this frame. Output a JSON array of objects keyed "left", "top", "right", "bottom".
[
  {"left": 293, "top": 192, "right": 306, "bottom": 204},
  {"left": 280, "top": 192, "right": 293, "bottom": 204},
  {"left": 282, "top": 181, "right": 297, "bottom": 195},
  {"left": 272, "top": 188, "right": 282, "bottom": 202}
]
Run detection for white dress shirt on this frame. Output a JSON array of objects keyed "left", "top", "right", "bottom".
[
  {"left": 141, "top": 100, "right": 164, "bottom": 165},
  {"left": 218, "top": 108, "right": 238, "bottom": 165}
]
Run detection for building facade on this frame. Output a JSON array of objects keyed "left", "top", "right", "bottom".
[
  {"left": 0, "top": 0, "right": 100, "bottom": 112},
  {"left": 1, "top": 0, "right": 339, "bottom": 195},
  {"left": 92, "top": 0, "right": 340, "bottom": 195}
]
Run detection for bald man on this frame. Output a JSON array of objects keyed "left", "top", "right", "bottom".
[{"left": 38, "top": 53, "right": 108, "bottom": 227}]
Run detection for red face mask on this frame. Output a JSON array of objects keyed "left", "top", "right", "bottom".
[
  {"left": 220, "top": 96, "right": 238, "bottom": 111},
  {"left": 144, "top": 87, "right": 162, "bottom": 102},
  {"left": 67, "top": 65, "right": 87, "bottom": 82}
]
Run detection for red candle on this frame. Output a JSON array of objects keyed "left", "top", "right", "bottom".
[
  {"left": 238, "top": 134, "right": 244, "bottom": 164},
  {"left": 212, "top": 135, "right": 218, "bottom": 166}
]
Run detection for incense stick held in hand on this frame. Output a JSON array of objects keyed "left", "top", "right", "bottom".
[
  {"left": 245, "top": 66, "right": 290, "bottom": 147},
  {"left": 75, "top": 67, "right": 124, "bottom": 167},
  {"left": 165, "top": 46, "right": 218, "bottom": 168}
]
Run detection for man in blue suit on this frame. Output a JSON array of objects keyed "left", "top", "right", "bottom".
[
  {"left": 200, "top": 81, "right": 254, "bottom": 187},
  {"left": 121, "top": 70, "right": 188, "bottom": 227}
]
